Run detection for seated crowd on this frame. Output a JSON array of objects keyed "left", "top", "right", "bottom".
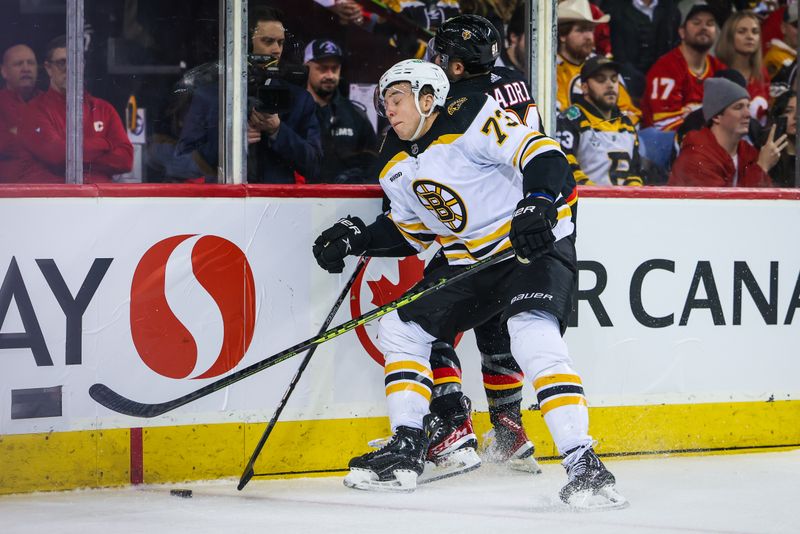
[{"left": 0, "top": 0, "right": 796, "bottom": 186}]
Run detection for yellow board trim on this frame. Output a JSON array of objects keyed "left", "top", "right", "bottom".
[{"left": 2, "top": 400, "right": 799, "bottom": 495}]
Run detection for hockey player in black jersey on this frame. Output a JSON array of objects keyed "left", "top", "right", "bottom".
[
  {"left": 313, "top": 58, "right": 626, "bottom": 509},
  {"left": 430, "top": 14, "right": 543, "bottom": 130},
  {"left": 424, "top": 14, "right": 548, "bottom": 474}
]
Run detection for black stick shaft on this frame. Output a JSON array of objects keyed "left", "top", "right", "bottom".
[
  {"left": 237, "top": 256, "right": 368, "bottom": 491},
  {"left": 89, "top": 249, "right": 514, "bottom": 418}
]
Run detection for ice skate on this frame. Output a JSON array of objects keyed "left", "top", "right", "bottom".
[
  {"left": 481, "top": 410, "right": 542, "bottom": 474},
  {"left": 419, "top": 395, "right": 481, "bottom": 484},
  {"left": 559, "top": 444, "right": 628, "bottom": 510},
  {"left": 344, "top": 426, "right": 427, "bottom": 492}
]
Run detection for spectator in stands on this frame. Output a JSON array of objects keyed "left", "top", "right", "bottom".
[
  {"left": 602, "top": 0, "right": 682, "bottom": 100},
  {"left": 556, "top": 0, "right": 641, "bottom": 121},
  {"left": 764, "top": 89, "right": 796, "bottom": 186},
  {"left": 320, "top": 0, "right": 460, "bottom": 58},
  {"left": 641, "top": 3, "right": 726, "bottom": 131},
  {"left": 587, "top": 1, "right": 612, "bottom": 56},
  {"left": 303, "top": 39, "right": 377, "bottom": 184},
  {"left": 556, "top": 56, "right": 643, "bottom": 186},
  {"left": 325, "top": 0, "right": 366, "bottom": 26},
  {"left": 177, "top": 6, "right": 321, "bottom": 183},
  {"left": 715, "top": 11, "right": 770, "bottom": 123},
  {"left": 638, "top": 2, "right": 726, "bottom": 170},
  {"left": 669, "top": 77, "right": 785, "bottom": 186},
  {"left": 498, "top": 3, "right": 526, "bottom": 75},
  {"left": 0, "top": 44, "right": 41, "bottom": 182},
  {"left": 18, "top": 36, "right": 133, "bottom": 183},
  {"left": 764, "top": 3, "right": 797, "bottom": 80},
  {"left": 771, "top": 58, "right": 798, "bottom": 98},
  {"left": 675, "top": 69, "right": 763, "bottom": 150}
]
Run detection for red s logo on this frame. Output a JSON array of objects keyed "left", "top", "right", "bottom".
[{"left": 130, "top": 235, "right": 256, "bottom": 379}]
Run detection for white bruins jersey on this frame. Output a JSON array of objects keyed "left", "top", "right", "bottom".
[
  {"left": 378, "top": 95, "right": 575, "bottom": 266},
  {"left": 555, "top": 100, "right": 643, "bottom": 187}
]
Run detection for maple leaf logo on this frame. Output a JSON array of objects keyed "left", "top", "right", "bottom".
[
  {"left": 351, "top": 255, "right": 462, "bottom": 366},
  {"left": 366, "top": 256, "right": 425, "bottom": 307}
]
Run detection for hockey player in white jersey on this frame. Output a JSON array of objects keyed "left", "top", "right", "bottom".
[{"left": 312, "top": 59, "right": 626, "bottom": 509}]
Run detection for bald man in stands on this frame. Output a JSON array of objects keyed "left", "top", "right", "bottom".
[{"left": 0, "top": 44, "right": 41, "bottom": 182}]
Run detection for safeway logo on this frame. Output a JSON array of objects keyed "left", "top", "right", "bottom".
[{"left": 130, "top": 235, "right": 256, "bottom": 379}]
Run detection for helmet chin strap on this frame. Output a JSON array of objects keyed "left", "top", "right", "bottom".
[{"left": 409, "top": 95, "right": 433, "bottom": 142}]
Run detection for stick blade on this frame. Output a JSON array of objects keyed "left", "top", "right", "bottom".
[
  {"left": 237, "top": 468, "right": 255, "bottom": 491},
  {"left": 89, "top": 383, "right": 171, "bottom": 418}
]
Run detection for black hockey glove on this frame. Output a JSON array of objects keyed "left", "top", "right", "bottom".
[
  {"left": 509, "top": 194, "right": 557, "bottom": 264},
  {"left": 312, "top": 216, "right": 370, "bottom": 274}
]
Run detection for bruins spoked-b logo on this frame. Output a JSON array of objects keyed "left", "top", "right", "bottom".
[{"left": 413, "top": 180, "right": 467, "bottom": 232}]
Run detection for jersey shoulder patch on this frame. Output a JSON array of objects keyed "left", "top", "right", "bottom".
[
  {"left": 447, "top": 96, "right": 469, "bottom": 115},
  {"left": 563, "top": 105, "right": 581, "bottom": 121},
  {"left": 443, "top": 93, "right": 488, "bottom": 131}
]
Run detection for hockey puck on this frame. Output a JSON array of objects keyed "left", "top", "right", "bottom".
[{"left": 170, "top": 489, "right": 193, "bottom": 498}]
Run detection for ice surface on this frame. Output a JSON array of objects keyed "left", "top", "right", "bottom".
[{"left": 1, "top": 450, "right": 798, "bottom": 534}]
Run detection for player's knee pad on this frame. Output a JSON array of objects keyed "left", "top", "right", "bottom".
[
  {"left": 377, "top": 310, "right": 436, "bottom": 362},
  {"left": 506, "top": 310, "right": 573, "bottom": 378}
]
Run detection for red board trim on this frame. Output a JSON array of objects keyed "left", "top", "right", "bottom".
[
  {"left": 130, "top": 427, "right": 143, "bottom": 485},
  {"left": 0, "top": 184, "right": 797, "bottom": 200}
]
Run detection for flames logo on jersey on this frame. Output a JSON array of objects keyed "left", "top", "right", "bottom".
[{"left": 412, "top": 180, "right": 467, "bottom": 232}]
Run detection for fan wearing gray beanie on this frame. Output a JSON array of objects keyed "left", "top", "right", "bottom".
[{"left": 669, "top": 77, "right": 787, "bottom": 187}]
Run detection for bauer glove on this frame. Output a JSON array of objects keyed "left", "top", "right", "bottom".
[
  {"left": 509, "top": 194, "right": 557, "bottom": 264},
  {"left": 313, "top": 216, "right": 370, "bottom": 274}
]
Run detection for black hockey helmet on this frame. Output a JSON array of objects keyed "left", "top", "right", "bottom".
[{"left": 432, "top": 14, "right": 500, "bottom": 74}]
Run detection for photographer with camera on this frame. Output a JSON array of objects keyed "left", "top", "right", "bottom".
[
  {"left": 246, "top": 5, "right": 321, "bottom": 183},
  {"left": 176, "top": 5, "right": 321, "bottom": 183},
  {"left": 303, "top": 39, "right": 377, "bottom": 184}
]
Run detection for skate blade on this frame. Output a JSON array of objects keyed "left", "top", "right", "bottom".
[
  {"left": 481, "top": 441, "right": 541, "bottom": 475},
  {"left": 418, "top": 448, "right": 481, "bottom": 484},
  {"left": 565, "top": 485, "right": 630, "bottom": 512},
  {"left": 507, "top": 455, "right": 543, "bottom": 475},
  {"left": 343, "top": 468, "right": 418, "bottom": 493}
]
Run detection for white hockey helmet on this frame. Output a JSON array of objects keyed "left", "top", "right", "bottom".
[{"left": 377, "top": 59, "right": 449, "bottom": 115}]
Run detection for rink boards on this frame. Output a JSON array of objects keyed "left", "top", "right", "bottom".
[{"left": 1, "top": 185, "right": 799, "bottom": 494}]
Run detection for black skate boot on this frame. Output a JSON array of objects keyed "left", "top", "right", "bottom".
[
  {"left": 344, "top": 426, "right": 427, "bottom": 492},
  {"left": 482, "top": 405, "right": 541, "bottom": 474},
  {"left": 559, "top": 444, "right": 628, "bottom": 510},
  {"left": 420, "top": 395, "right": 481, "bottom": 483}
]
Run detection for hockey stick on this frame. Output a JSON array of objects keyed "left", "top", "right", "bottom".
[
  {"left": 237, "top": 256, "right": 369, "bottom": 491},
  {"left": 89, "top": 248, "right": 515, "bottom": 418}
]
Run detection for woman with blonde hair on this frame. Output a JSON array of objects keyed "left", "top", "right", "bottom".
[{"left": 715, "top": 10, "right": 770, "bottom": 123}]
